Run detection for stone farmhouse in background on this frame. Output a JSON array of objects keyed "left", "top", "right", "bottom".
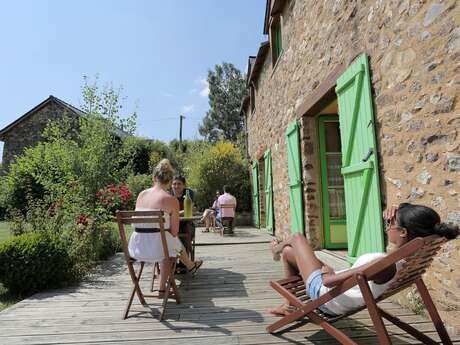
[
  {"left": 242, "top": 0, "right": 459, "bottom": 333},
  {"left": 0, "top": 96, "right": 83, "bottom": 171}
]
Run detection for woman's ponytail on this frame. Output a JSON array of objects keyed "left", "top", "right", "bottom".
[{"left": 433, "top": 222, "right": 459, "bottom": 240}]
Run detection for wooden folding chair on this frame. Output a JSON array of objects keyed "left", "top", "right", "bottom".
[
  {"left": 219, "top": 203, "right": 236, "bottom": 236},
  {"left": 116, "top": 210, "right": 181, "bottom": 320},
  {"left": 267, "top": 235, "right": 453, "bottom": 345}
]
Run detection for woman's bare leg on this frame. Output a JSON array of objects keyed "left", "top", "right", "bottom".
[
  {"left": 159, "top": 259, "right": 169, "bottom": 291},
  {"left": 290, "top": 234, "right": 323, "bottom": 281},
  {"left": 270, "top": 237, "right": 293, "bottom": 261},
  {"left": 269, "top": 235, "right": 324, "bottom": 316},
  {"left": 179, "top": 250, "right": 195, "bottom": 270},
  {"left": 205, "top": 215, "right": 212, "bottom": 229},
  {"left": 269, "top": 246, "right": 298, "bottom": 316}
]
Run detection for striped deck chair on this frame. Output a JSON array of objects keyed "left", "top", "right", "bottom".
[{"left": 267, "top": 235, "right": 453, "bottom": 345}]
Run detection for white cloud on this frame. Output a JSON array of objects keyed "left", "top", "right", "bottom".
[
  {"left": 198, "top": 78, "right": 209, "bottom": 97},
  {"left": 181, "top": 104, "right": 194, "bottom": 114}
]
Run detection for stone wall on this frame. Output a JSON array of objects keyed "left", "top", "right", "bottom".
[
  {"left": 246, "top": 0, "right": 459, "bottom": 333},
  {"left": 1, "top": 101, "right": 78, "bottom": 170}
]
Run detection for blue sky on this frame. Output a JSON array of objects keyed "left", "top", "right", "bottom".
[{"left": 0, "top": 0, "right": 266, "bottom": 160}]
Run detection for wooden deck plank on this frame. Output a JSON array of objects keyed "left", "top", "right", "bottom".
[{"left": 0, "top": 241, "right": 456, "bottom": 344}]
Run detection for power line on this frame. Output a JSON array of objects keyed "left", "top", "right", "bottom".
[{"left": 149, "top": 117, "right": 179, "bottom": 122}]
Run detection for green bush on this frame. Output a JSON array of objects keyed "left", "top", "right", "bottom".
[
  {"left": 186, "top": 141, "right": 250, "bottom": 211},
  {"left": 0, "top": 232, "right": 73, "bottom": 296},
  {"left": 126, "top": 174, "right": 152, "bottom": 198}
]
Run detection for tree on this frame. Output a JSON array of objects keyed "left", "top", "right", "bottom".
[
  {"left": 186, "top": 141, "right": 250, "bottom": 212},
  {"left": 199, "top": 63, "right": 247, "bottom": 142}
]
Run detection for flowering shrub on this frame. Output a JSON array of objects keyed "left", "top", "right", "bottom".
[
  {"left": 76, "top": 214, "right": 90, "bottom": 226},
  {"left": 96, "top": 183, "right": 132, "bottom": 214}
]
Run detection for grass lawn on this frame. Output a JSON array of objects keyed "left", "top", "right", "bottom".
[{"left": 0, "top": 222, "right": 11, "bottom": 243}]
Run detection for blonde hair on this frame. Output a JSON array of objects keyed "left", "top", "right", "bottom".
[{"left": 153, "top": 159, "right": 175, "bottom": 184}]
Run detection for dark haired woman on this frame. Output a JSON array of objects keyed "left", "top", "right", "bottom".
[{"left": 269, "top": 203, "right": 458, "bottom": 316}]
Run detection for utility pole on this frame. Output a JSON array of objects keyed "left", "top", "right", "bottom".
[{"left": 179, "top": 115, "right": 185, "bottom": 152}]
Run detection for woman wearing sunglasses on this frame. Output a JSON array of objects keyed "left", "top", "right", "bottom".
[{"left": 269, "top": 203, "right": 458, "bottom": 316}]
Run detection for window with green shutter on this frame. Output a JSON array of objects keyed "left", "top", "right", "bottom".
[
  {"left": 251, "top": 161, "right": 260, "bottom": 228},
  {"left": 336, "top": 53, "right": 385, "bottom": 264},
  {"left": 264, "top": 150, "right": 274, "bottom": 234},
  {"left": 270, "top": 16, "right": 283, "bottom": 67},
  {"left": 286, "top": 121, "right": 304, "bottom": 234}
]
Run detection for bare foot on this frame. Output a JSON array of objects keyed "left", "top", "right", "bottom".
[
  {"left": 270, "top": 239, "right": 282, "bottom": 261},
  {"left": 269, "top": 303, "right": 295, "bottom": 316}
]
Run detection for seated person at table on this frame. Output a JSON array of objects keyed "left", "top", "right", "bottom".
[
  {"left": 200, "top": 190, "right": 220, "bottom": 232},
  {"left": 269, "top": 203, "right": 458, "bottom": 316},
  {"left": 216, "top": 185, "right": 237, "bottom": 228},
  {"left": 128, "top": 159, "right": 203, "bottom": 291},
  {"left": 171, "top": 175, "right": 195, "bottom": 215},
  {"left": 170, "top": 175, "right": 196, "bottom": 272}
]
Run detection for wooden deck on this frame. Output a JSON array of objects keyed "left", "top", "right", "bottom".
[{"left": 0, "top": 231, "right": 458, "bottom": 344}]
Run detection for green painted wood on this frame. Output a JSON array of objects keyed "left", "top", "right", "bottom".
[
  {"left": 264, "top": 150, "right": 274, "bottom": 234},
  {"left": 251, "top": 162, "right": 260, "bottom": 228},
  {"left": 286, "top": 121, "right": 304, "bottom": 234},
  {"left": 336, "top": 53, "right": 385, "bottom": 264},
  {"left": 318, "top": 116, "right": 347, "bottom": 249},
  {"left": 275, "top": 22, "right": 282, "bottom": 59}
]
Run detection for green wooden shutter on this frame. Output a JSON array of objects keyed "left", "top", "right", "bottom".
[
  {"left": 264, "top": 150, "right": 274, "bottom": 234},
  {"left": 251, "top": 161, "right": 260, "bottom": 228},
  {"left": 336, "top": 53, "right": 385, "bottom": 264},
  {"left": 275, "top": 23, "right": 282, "bottom": 58},
  {"left": 286, "top": 121, "right": 304, "bottom": 234}
]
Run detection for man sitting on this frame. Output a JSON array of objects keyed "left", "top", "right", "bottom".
[{"left": 216, "top": 185, "right": 237, "bottom": 235}]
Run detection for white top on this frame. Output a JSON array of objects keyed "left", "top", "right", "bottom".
[
  {"left": 217, "top": 193, "right": 237, "bottom": 217},
  {"left": 128, "top": 208, "right": 183, "bottom": 263},
  {"left": 320, "top": 253, "right": 403, "bottom": 315}
]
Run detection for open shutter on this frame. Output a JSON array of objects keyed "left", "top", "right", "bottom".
[
  {"left": 286, "top": 121, "right": 304, "bottom": 234},
  {"left": 264, "top": 150, "right": 274, "bottom": 234},
  {"left": 336, "top": 53, "right": 384, "bottom": 263},
  {"left": 251, "top": 161, "right": 260, "bottom": 228}
]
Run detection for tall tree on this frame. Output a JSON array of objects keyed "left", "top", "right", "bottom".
[{"left": 199, "top": 63, "right": 247, "bottom": 142}]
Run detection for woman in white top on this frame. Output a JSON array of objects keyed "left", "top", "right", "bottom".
[
  {"left": 128, "top": 159, "right": 203, "bottom": 293},
  {"left": 269, "top": 203, "right": 458, "bottom": 316}
]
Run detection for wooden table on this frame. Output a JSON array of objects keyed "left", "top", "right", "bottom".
[{"left": 179, "top": 215, "right": 201, "bottom": 261}]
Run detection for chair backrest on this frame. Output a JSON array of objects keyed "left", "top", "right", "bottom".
[
  {"left": 381, "top": 235, "right": 447, "bottom": 298},
  {"left": 220, "top": 203, "right": 236, "bottom": 218},
  {"left": 116, "top": 210, "right": 170, "bottom": 261}
]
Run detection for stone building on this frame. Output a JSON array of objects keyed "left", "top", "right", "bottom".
[
  {"left": 243, "top": 0, "right": 459, "bottom": 333},
  {"left": 0, "top": 95, "right": 84, "bottom": 171}
]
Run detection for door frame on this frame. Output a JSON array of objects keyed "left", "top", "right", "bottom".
[{"left": 318, "top": 115, "right": 347, "bottom": 249}]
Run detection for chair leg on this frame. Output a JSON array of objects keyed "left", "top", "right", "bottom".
[
  {"left": 159, "top": 259, "right": 177, "bottom": 320},
  {"left": 160, "top": 278, "right": 170, "bottom": 321},
  {"left": 379, "top": 307, "right": 438, "bottom": 345},
  {"left": 123, "top": 262, "right": 146, "bottom": 319},
  {"left": 150, "top": 262, "right": 160, "bottom": 292},
  {"left": 415, "top": 278, "right": 453, "bottom": 345},
  {"left": 357, "top": 274, "right": 392, "bottom": 345}
]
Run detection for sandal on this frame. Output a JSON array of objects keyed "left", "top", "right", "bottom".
[
  {"left": 188, "top": 260, "right": 203, "bottom": 276},
  {"left": 201, "top": 228, "right": 210, "bottom": 233}
]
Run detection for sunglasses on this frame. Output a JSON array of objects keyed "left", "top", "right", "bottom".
[{"left": 384, "top": 218, "right": 404, "bottom": 232}]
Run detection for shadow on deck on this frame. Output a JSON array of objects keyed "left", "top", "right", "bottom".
[{"left": 0, "top": 235, "right": 458, "bottom": 344}]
